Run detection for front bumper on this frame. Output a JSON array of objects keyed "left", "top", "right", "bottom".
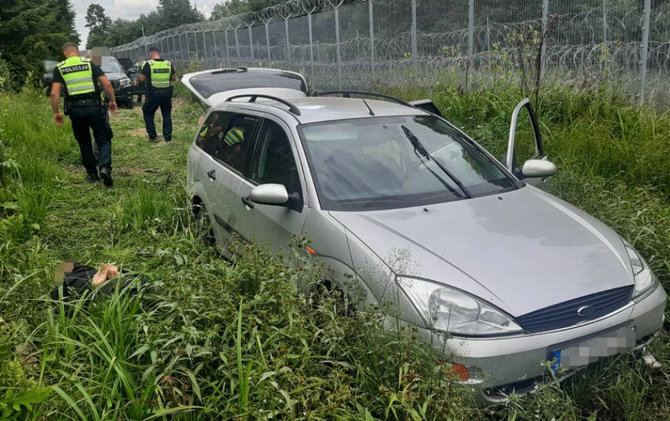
[{"left": 419, "top": 282, "right": 667, "bottom": 404}]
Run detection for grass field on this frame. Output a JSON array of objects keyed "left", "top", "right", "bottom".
[{"left": 0, "top": 83, "right": 668, "bottom": 420}]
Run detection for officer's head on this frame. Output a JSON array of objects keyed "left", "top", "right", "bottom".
[
  {"left": 62, "top": 42, "right": 79, "bottom": 57},
  {"left": 148, "top": 47, "right": 161, "bottom": 60}
]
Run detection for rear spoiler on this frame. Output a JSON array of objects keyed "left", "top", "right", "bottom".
[{"left": 409, "top": 99, "right": 443, "bottom": 117}]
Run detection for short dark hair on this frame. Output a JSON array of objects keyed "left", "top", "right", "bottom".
[
  {"left": 62, "top": 42, "right": 79, "bottom": 51},
  {"left": 149, "top": 47, "right": 160, "bottom": 54}
]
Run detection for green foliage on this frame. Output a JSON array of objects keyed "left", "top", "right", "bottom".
[
  {"left": 0, "top": 0, "right": 79, "bottom": 89},
  {"left": 90, "top": 0, "right": 204, "bottom": 50},
  {"left": 0, "top": 79, "right": 669, "bottom": 420},
  {"left": 210, "top": 0, "right": 286, "bottom": 20},
  {"left": 85, "top": 4, "right": 112, "bottom": 49}
]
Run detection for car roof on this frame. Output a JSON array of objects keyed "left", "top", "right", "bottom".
[{"left": 211, "top": 96, "right": 429, "bottom": 124}]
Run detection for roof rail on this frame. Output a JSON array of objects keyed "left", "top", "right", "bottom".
[
  {"left": 226, "top": 94, "right": 301, "bottom": 116},
  {"left": 314, "top": 90, "right": 412, "bottom": 107}
]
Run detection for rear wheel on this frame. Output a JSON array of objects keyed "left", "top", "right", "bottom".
[{"left": 192, "top": 200, "right": 216, "bottom": 247}]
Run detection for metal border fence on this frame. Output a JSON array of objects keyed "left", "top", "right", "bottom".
[{"left": 111, "top": 0, "right": 670, "bottom": 105}]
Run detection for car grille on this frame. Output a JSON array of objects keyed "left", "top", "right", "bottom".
[{"left": 517, "top": 286, "right": 633, "bottom": 333}]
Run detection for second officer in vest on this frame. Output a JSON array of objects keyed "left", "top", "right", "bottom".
[
  {"left": 140, "top": 47, "right": 177, "bottom": 142},
  {"left": 51, "top": 42, "right": 117, "bottom": 186}
]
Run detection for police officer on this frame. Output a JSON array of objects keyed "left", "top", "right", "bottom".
[
  {"left": 51, "top": 42, "right": 117, "bottom": 186},
  {"left": 140, "top": 47, "right": 177, "bottom": 143}
]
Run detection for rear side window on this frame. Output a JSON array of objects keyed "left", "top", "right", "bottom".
[
  {"left": 214, "top": 115, "right": 260, "bottom": 174},
  {"left": 195, "top": 111, "right": 232, "bottom": 156},
  {"left": 250, "top": 120, "right": 301, "bottom": 196}
]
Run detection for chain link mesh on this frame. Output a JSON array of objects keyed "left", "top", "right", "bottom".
[{"left": 111, "top": 0, "right": 670, "bottom": 104}]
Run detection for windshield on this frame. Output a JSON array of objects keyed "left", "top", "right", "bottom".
[
  {"left": 300, "top": 116, "right": 518, "bottom": 211},
  {"left": 100, "top": 56, "right": 123, "bottom": 73}
]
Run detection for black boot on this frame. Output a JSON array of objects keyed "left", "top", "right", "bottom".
[
  {"left": 86, "top": 171, "right": 100, "bottom": 183},
  {"left": 100, "top": 167, "right": 113, "bottom": 187}
]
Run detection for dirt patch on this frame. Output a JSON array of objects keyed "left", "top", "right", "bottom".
[
  {"left": 126, "top": 128, "right": 147, "bottom": 137},
  {"left": 173, "top": 98, "right": 187, "bottom": 111}
]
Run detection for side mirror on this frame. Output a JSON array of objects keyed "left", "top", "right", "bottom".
[
  {"left": 127, "top": 67, "right": 137, "bottom": 73},
  {"left": 249, "top": 183, "right": 289, "bottom": 206},
  {"left": 521, "top": 159, "right": 557, "bottom": 178}
]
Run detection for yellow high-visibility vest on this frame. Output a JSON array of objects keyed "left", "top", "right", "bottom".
[
  {"left": 148, "top": 59, "right": 172, "bottom": 89},
  {"left": 57, "top": 57, "right": 95, "bottom": 96}
]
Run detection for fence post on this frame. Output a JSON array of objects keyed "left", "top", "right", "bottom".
[
  {"left": 186, "top": 33, "right": 191, "bottom": 60},
  {"left": 212, "top": 31, "right": 218, "bottom": 65},
  {"left": 179, "top": 34, "right": 184, "bottom": 63},
  {"left": 172, "top": 36, "right": 176, "bottom": 61},
  {"left": 335, "top": 5, "right": 342, "bottom": 89},
  {"left": 467, "top": 0, "right": 474, "bottom": 89},
  {"left": 486, "top": 17, "right": 491, "bottom": 68},
  {"left": 248, "top": 25, "right": 255, "bottom": 64},
  {"left": 369, "top": 0, "right": 375, "bottom": 73},
  {"left": 308, "top": 12, "right": 314, "bottom": 78},
  {"left": 225, "top": 29, "right": 230, "bottom": 67},
  {"left": 284, "top": 17, "right": 290, "bottom": 61},
  {"left": 265, "top": 22, "right": 271, "bottom": 62},
  {"left": 602, "top": 0, "right": 607, "bottom": 43},
  {"left": 468, "top": 0, "right": 474, "bottom": 57},
  {"left": 202, "top": 31, "right": 208, "bottom": 64},
  {"left": 234, "top": 27, "right": 240, "bottom": 65},
  {"left": 411, "top": 0, "right": 417, "bottom": 68},
  {"left": 640, "top": 0, "right": 651, "bottom": 105},
  {"left": 541, "top": 0, "right": 548, "bottom": 77}
]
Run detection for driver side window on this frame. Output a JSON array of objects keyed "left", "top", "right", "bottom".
[{"left": 251, "top": 120, "right": 301, "bottom": 197}]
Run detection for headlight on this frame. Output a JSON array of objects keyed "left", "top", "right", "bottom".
[
  {"left": 624, "top": 242, "right": 658, "bottom": 300},
  {"left": 397, "top": 277, "right": 523, "bottom": 337},
  {"left": 118, "top": 77, "right": 131, "bottom": 88}
]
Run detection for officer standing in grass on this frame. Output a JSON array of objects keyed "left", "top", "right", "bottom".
[
  {"left": 140, "top": 47, "right": 177, "bottom": 143},
  {"left": 51, "top": 42, "right": 117, "bottom": 186}
]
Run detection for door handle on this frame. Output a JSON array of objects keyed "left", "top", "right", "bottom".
[
  {"left": 207, "top": 169, "right": 216, "bottom": 180},
  {"left": 241, "top": 196, "right": 254, "bottom": 209}
]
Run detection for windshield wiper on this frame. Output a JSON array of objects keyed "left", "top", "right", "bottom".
[{"left": 401, "top": 125, "right": 472, "bottom": 199}]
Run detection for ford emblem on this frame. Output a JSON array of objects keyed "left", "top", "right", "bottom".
[{"left": 577, "top": 305, "right": 595, "bottom": 317}]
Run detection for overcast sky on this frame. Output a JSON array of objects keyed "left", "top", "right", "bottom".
[{"left": 72, "top": 0, "right": 220, "bottom": 44}]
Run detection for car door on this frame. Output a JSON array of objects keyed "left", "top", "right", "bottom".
[
  {"left": 505, "top": 98, "right": 552, "bottom": 187},
  {"left": 247, "top": 118, "right": 308, "bottom": 251},
  {"left": 211, "top": 113, "right": 262, "bottom": 246},
  {"left": 191, "top": 111, "right": 233, "bottom": 249},
  {"left": 180, "top": 67, "right": 308, "bottom": 107}
]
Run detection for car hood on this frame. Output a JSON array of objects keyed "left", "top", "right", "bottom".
[
  {"left": 329, "top": 186, "right": 633, "bottom": 316},
  {"left": 105, "top": 72, "right": 127, "bottom": 81}
]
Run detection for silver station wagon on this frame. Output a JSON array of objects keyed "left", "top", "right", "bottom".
[{"left": 183, "top": 68, "right": 667, "bottom": 403}]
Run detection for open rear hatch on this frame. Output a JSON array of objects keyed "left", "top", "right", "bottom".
[{"left": 181, "top": 67, "right": 308, "bottom": 107}]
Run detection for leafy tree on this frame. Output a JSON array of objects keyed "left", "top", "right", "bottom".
[
  {"left": 102, "top": 0, "right": 204, "bottom": 47},
  {"left": 85, "top": 4, "right": 112, "bottom": 48},
  {"left": 210, "top": 0, "right": 285, "bottom": 20},
  {"left": 0, "top": 0, "right": 79, "bottom": 89},
  {"left": 157, "top": 0, "right": 204, "bottom": 27}
]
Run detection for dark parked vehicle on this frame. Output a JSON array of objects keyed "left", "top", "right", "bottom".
[
  {"left": 98, "top": 56, "right": 134, "bottom": 108},
  {"left": 43, "top": 60, "right": 60, "bottom": 96},
  {"left": 42, "top": 56, "right": 134, "bottom": 108},
  {"left": 117, "top": 57, "right": 147, "bottom": 103}
]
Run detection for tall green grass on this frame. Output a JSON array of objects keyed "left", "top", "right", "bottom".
[{"left": 0, "top": 81, "right": 668, "bottom": 420}]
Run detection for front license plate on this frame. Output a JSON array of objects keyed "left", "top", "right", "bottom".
[{"left": 553, "top": 325, "right": 636, "bottom": 371}]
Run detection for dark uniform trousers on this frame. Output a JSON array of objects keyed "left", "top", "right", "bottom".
[
  {"left": 142, "top": 89, "right": 172, "bottom": 140},
  {"left": 69, "top": 104, "right": 113, "bottom": 174}
]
